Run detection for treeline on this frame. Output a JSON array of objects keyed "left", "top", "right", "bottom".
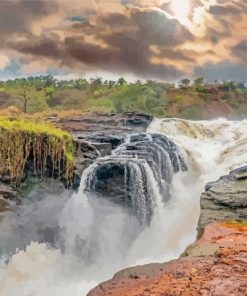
[
  {"left": 0, "top": 75, "right": 173, "bottom": 115},
  {"left": 0, "top": 75, "right": 246, "bottom": 118}
]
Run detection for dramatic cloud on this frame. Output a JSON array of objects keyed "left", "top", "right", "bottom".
[{"left": 0, "top": 0, "right": 247, "bottom": 80}]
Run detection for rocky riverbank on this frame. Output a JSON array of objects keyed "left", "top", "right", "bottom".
[{"left": 88, "top": 167, "right": 247, "bottom": 296}]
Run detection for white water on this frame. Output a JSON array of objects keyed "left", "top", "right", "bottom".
[{"left": 1, "top": 117, "right": 247, "bottom": 296}]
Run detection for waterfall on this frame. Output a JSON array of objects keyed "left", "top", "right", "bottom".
[
  {"left": 75, "top": 132, "right": 186, "bottom": 224},
  {"left": 1, "top": 118, "right": 247, "bottom": 296}
]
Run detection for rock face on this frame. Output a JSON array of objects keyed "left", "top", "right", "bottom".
[
  {"left": 56, "top": 112, "right": 153, "bottom": 135},
  {"left": 88, "top": 167, "right": 247, "bottom": 296},
  {"left": 0, "top": 182, "right": 16, "bottom": 212},
  {"left": 57, "top": 112, "right": 153, "bottom": 156},
  {"left": 199, "top": 166, "right": 247, "bottom": 230},
  {"left": 88, "top": 221, "right": 247, "bottom": 296}
]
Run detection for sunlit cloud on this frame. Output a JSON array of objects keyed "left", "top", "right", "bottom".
[{"left": 0, "top": 53, "right": 10, "bottom": 70}]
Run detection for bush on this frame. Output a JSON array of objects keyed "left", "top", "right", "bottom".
[
  {"left": 0, "top": 106, "right": 22, "bottom": 117},
  {"left": 196, "top": 86, "right": 208, "bottom": 94}
]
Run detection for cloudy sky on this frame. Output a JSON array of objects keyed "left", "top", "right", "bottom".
[{"left": 0, "top": 0, "right": 246, "bottom": 81}]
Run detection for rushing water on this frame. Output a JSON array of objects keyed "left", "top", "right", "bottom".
[{"left": 1, "top": 118, "right": 247, "bottom": 296}]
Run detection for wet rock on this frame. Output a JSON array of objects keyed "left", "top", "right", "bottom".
[
  {"left": 72, "top": 139, "right": 100, "bottom": 189},
  {"left": 0, "top": 182, "right": 16, "bottom": 212},
  {"left": 199, "top": 166, "right": 247, "bottom": 230},
  {"left": 230, "top": 166, "right": 247, "bottom": 180},
  {"left": 0, "top": 182, "right": 16, "bottom": 199}
]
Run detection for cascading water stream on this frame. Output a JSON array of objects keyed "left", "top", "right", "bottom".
[{"left": 1, "top": 117, "right": 247, "bottom": 296}]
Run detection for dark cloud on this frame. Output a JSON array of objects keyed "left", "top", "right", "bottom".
[
  {"left": 7, "top": 6, "right": 193, "bottom": 79},
  {"left": 209, "top": 3, "right": 241, "bottom": 16},
  {"left": 0, "top": 0, "right": 56, "bottom": 37},
  {"left": 11, "top": 35, "right": 63, "bottom": 59},
  {"left": 232, "top": 40, "right": 247, "bottom": 64},
  {"left": 194, "top": 61, "right": 247, "bottom": 82}
]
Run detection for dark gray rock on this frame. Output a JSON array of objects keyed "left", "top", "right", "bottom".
[
  {"left": 57, "top": 112, "right": 153, "bottom": 135},
  {"left": 0, "top": 182, "right": 16, "bottom": 213},
  {"left": 199, "top": 166, "right": 247, "bottom": 230}
]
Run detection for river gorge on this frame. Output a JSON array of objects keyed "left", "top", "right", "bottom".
[{"left": 0, "top": 114, "right": 246, "bottom": 295}]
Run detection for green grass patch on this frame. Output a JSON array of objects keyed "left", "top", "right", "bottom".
[
  {"left": 225, "top": 220, "right": 247, "bottom": 227},
  {"left": 0, "top": 117, "right": 74, "bottom": 186}
]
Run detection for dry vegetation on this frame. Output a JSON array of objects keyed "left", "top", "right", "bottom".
[{"left": 0, "top": 116, "right": 74, "bottom": 186}]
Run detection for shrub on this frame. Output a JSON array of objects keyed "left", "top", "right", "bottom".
[
  {"left": 196, "top": 86, "right": 208, "bottom": 94},
  {"left": 0, "top": 106, "right": 22, "bottom": 117},
  {"left": 175, "top": 95, "right": 183, "bottom": 101}
]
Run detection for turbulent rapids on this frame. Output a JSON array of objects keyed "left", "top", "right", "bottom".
[{"left": 1, "top": 117, "right": 247, "bottom": 296}]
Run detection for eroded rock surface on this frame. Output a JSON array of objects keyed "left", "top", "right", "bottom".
[
  {"left": 199, "top": 166, "right": 247, "bottom": 230},
  {"left": 57, "top": 112, "right": 152, "bottom": 154}
]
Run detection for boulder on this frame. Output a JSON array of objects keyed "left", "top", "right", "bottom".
[{"left": 199, "top": 166, "right": 247, "bottom": 230}]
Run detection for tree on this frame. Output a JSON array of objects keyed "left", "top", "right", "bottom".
[
  {"left": 179, "top": 78, "right": 190, "bottom": 88},
  {"left": 75, "top": 79, "right": 87, "bottom": 90},
  {"left": 42, "top": 75, "right": 57, "bottom": 88},
  {"left": 223, "top": 81, "right": 237, "bottom": 91},
  {"left": 15, "top": 87, "right": 34, "bottom": 113},
  {"left": 108, "top": 80, "right": 116, "bottom": 88},
  {"left": 90, "top": 77, "right": 103, "bottom": 90},
  {"left": 117, "top": 77, "right": 127, "bottom": 86},
  {"left": 238, "top": 81, "right": 246, "bottom": 89},
  {"left": 194, "top": 77, "right": 204, "bottom": 86},
  {"left": 115, "top": 101, "right": 123, "bottom": 113},
  {"left": 44, "top": 86, "right": 55, "bottom": 99},
  {"left": 5, "top": 78, "right": 48, "bottom": 113}
]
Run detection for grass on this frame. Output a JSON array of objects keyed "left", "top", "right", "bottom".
[
  {"left": 0, "top": 117, "right": 74, "bottom": 186},
  {"left": 224, "top": 220, "right": 247, "bottom": 227}
]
